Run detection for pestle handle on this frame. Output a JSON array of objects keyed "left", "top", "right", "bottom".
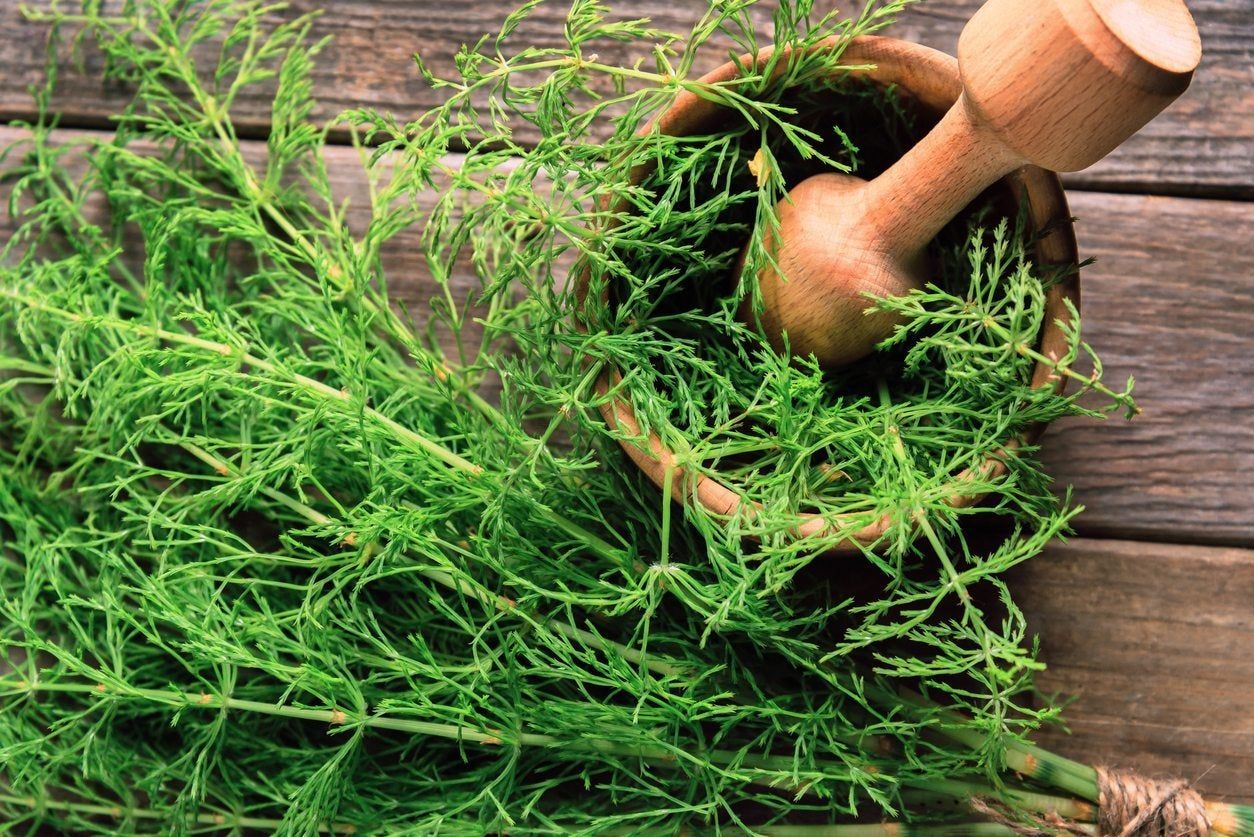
[
  {"left": 861, "top": 0, "right": 1201, "bottom": 255},
  {"left": 858, "top": 93, "right": 1019, "bottom": 258},
  {"left": 739, "top": 0, "right": 1201, "bottom": 369}
]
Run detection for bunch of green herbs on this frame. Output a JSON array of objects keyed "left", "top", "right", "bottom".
[{"left": 1, "top": 0, "right": 1229, "bottom": 834}]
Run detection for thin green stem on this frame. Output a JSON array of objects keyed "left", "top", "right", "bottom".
[{"left": 0, "top": 790, "right": 356, "bottom": 833}]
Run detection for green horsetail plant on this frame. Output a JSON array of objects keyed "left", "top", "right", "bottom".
[{"left": 2, "top": 0, "right": 1249, "bottom": 834}]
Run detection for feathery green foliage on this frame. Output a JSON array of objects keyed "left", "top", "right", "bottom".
[{"left": 0, "top": 0, "right": 1180, "bottom": 834}]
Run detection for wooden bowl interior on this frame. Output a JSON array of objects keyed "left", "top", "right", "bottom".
[{"left": 583, "top": 35, "right": 1080, "bottom": 554}]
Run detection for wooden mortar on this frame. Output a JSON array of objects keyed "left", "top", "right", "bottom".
[
  {"left": 581, "top": 1, "right": 1198, "bottom": 557},
  {"left": 579, "top": 37, "right": 1071, "bottom": 553}
]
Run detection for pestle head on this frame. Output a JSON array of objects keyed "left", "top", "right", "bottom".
[
  {"left": 743, "top": 173, "right": 924, "bottom": 368},
  {"left": 958, "top": 0, "right": 1200, "bottom": 172}
]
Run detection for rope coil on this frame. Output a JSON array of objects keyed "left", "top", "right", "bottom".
[
  {"left": 972, "top": 767, "right": 1211, "bottom": 836},
  {"left": 1097, "top": 767, "right": 1210, "bottom": 837}
]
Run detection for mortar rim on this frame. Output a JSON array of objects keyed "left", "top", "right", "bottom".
[{"left": 578, "top": 34, "right": 1080, "bottom": 554}]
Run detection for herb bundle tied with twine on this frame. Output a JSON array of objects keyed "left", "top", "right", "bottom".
[{"left": 0, "top": 0, "right": 1248, "bottom": 834}]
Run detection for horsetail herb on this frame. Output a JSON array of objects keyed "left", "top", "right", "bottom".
[{"left": 1, "top": 0, "right": 1248, "bottom": 834}]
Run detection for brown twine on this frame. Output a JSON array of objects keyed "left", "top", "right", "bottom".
[
  {"left": 971, "top": 768, "right": 1211, "bottom": 837},
  {"left": 1096, "top": 768, "right": 1210, "bottom": 837}
]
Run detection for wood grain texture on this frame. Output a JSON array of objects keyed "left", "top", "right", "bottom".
[
  {"left": 0, "top": 0, "right": 1248, "bottom": 196},
  {"left": 2, "top": 125, "right": 1251, "bottom": 544},
  {"left": 1041, "top": 192, "right": 1254, "bottom": 546},
  {"left": 1015, "top": 537, "right": 1254, "bottom": 805}
]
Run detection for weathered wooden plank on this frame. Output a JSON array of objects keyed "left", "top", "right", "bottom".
[
  {"left": 2, "top": 126, "right": 1252, "bottom": 544},
  {"left": 0, "top": 0, "right": 1248, "bottom": 195},
  {"left": 0, "top": 124, "right": 474, "bottom": 358},
  {"left": 1015, "top": 537, "right": 1254, "bottom": 805},
  {"left": 1041, "top": 192, "right": 1254, "bottom": 546}
]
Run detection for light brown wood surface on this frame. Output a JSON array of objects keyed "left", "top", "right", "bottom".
[
  {"left": 1017, "top": 538, "right": 1254, "bottom": 805},
  {"left": 892, "top": 0, "right": 1251, "bottom": 197},
  {"left": 1, "top": 0, "right": 1251, "bottom": 806},
  {"left": 1041, "top": 192, "right": 1254, "bottom": 546},
  {"left": 958, "top": 0, "right": 1199, "bottom": 173}
]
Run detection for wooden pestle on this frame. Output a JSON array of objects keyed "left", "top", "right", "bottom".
[{"left": 747, "top": 0, "right": 1201, "bottom": 368}]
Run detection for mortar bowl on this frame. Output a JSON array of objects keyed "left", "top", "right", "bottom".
[{"left": 576, "top": 35, "right": 1079, "bottom": 554}]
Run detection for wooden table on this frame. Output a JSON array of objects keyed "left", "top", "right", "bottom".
[{"left": 2, "top": 0, "right": 1250, "bottom": 807}]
